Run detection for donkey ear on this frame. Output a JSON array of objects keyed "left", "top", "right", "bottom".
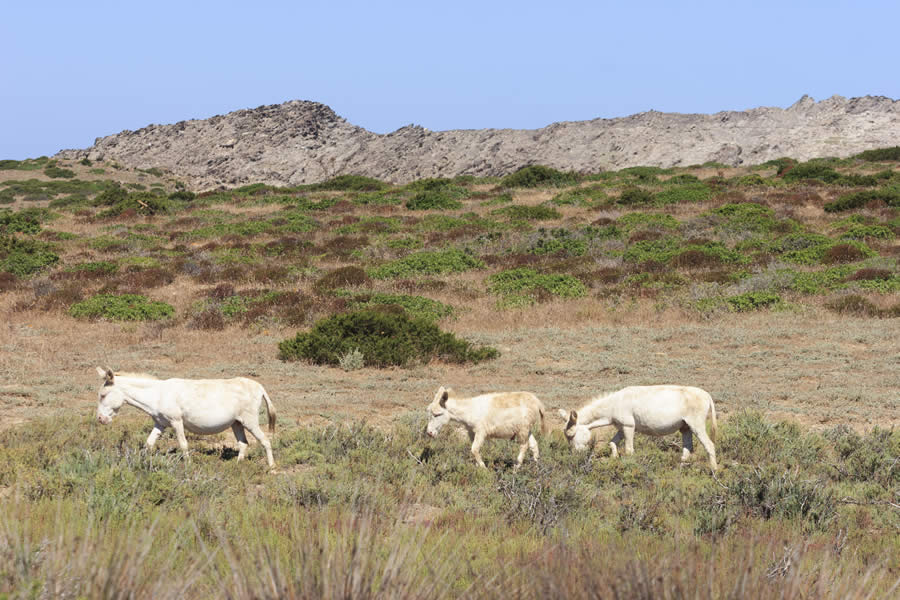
[
  {"left": 103, "top": 367, "right": 114, "bottom": 383},
  {"left": 557, "top": 408, "right": 569, "bottom": 421},
  {"left": 566, "top": 410, "right": 578, "bottom": 429},
  {"left": 439, "top": 389, "right": 449, "bottom": 408},
  {"left": 96, "top": 366, "right": 107, "bottom": 378}
]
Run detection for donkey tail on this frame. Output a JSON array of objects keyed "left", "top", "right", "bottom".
[
  {"left": 262, "top": 389, "right": 276, "bottom": 434},
  {"left": 708, "top": 394, "right": 718, "bottom": 444},
  {"left": 538, "top": 401, "right": 550, "bottom": 437}
]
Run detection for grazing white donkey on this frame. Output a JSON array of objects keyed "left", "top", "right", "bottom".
[
  {"left": 558, "top": 385, "right": 718, "bottom": 470},
  {"left": 426, "top": 386, "right": 549, "bottom": 469},
  {"left": 95, "top": 367, "right": 276, "bottom": 468}
]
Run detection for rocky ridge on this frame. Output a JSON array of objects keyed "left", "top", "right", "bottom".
[{"left": 56, "top": 95, "right": 900, "bottom": 189}]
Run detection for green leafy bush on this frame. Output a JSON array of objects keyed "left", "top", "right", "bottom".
[
  {"left": 782, "top": 162, "right": 842, "bottom": 183},
  {"left": 501, "top": 165, "right": 578, "bottom": 188},
  {"left": 312, "top": 174, "right": 388, "bottom": 192},
  {"left": 616, "top": 187, "right": 653, "bottom": 205},
  {"left": 491, "top": 205, "right": 561, "bottom": 221},
  {"left": 549, "top": 187, "right": 607, "bottom": 206},
  {"left": 405, "top": 190, "right": 464, "bottom": 210},
  {"left": 0, "top": 208, "right": 48, "bottom": 234},
  {"left": 824, "top": 189, "right": 900, "bottom": 212},
  {"left": 0, "top": 236, "right": 59, "bottom": 276},
  {"left": 653, "top": 183, "right": 711, "bottom": 205},
  {"left": 488, "top": 267, "right": 586, "bottom": 303},
  {"left": 854, "top": 146, "right": 900, "bottom": 161},
  {"left": 726, "top": 291, "right": 781, "bottom": 312},
  {"left": 69, "top": 293, "right": 175, "bottom": 321},
  {"left": 277, "top": 310, "right": 497, "bottom": 367},
  {"left": 43, "top": 166, "right": 76, "bottom": 179},
  {"left": 348, "top": 292, "right": 452, "bottom": 322},
  {"left": 709, "top": 203, "right": 780, "bottom": 234},
  {"left": 528, "top": 228, "right": 588, "bottom": 256},
  {"left": 369, "top": 248, "right": 484, "bottom": 279}
]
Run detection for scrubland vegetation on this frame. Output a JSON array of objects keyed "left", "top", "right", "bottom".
[{"left": 1, "top": 151, "right": 899, "bottom": 597}]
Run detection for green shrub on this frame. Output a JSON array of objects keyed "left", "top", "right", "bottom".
[
  {"left": 528, "top": 228, "right": 588, "bottom": 256},
  {"left": 622, "top": 237, "right": 681, "bottom": 263},
  {"left": 826, "top": 426, "right": 900, "bottom": 486},
  {"left": 313, "top": 174, "right": 388, "bottom": 192},
  {"left": 69, "top": 293, "right": 175, "bottom": 321},
  {"left": 854, "top": 146, "right": 900, "bottom": 161},
  {"left": 653, "top": 183, "right": 711, "bottom": 205},
  {"left": 492, "top": 205, "right": 561, "bottom": 221},
  {"left": 369, "top": 248, "right": 484, "bottom": 279},
  {"left": 616, "top": 187, "right": 653, "bottom": 205},
  {"left": 726, "top": 291, "right": 781, "bottom": 312},
  {"left": 348, "top": 292, "right": 453, "bottom": 322},
  {"left": 405, "top": 190, "right": 463, "bottom": 210},
  {"left": 168, "top": 190, "right": 196, "bottom": 202},
  {"left": 488, "top": 267, "right": 587, "bottom": 303},
  {"left": 761, "top": 157, "right": 797, "bottom": 175},
  {"left": 0, "top": 207, "right": 50, "bottom": 234},
  {"left": 709, "top": 203, "right": 780, "bottom": 233},
  {"left": 619, "top": 166, "right": 667, "bottom": 182},
  {"left": 838, "top": 224, "right": 894, "bottom": 240},
  {"left": 277, "top": 310, "right": 498, "bottom": 367},
  {"left": 43, "top": 166, "right": 76, "bottom": 179},
  {"left": 93, "top": 184, "right": 129, "bottom": 206},
  {"left": 782, "top": 162, "right": 842, "bottom": 183},
  {"left": 824, "top": 189, "right": 900, "bottom": 212},
  {"left": 0, "top": 236, "right": 59, "bottom": 276},
  {"left": 501, "top": 165, "right": 578, "bottom": 188},
  {"left": 769, "top": 233, "right": 874, "bottom": 264},
  {"left": 549, "top": 187, "right": 607, "bottom": 206}
]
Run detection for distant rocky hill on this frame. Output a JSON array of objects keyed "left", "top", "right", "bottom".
[{"left": 57, "top": 95, "right": 900, "bottom": 189}]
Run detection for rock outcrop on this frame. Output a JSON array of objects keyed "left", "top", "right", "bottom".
[{"left": 56, "top": 95, "right": 900, "bottom": 189}]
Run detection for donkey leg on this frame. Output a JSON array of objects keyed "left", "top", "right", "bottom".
[
  {"left": 231, "top": 422, "right": 249, "bottom": 461},
  {"left": 171, "top": 420, "right": 190, "bottom": 461},
  {"left": 145, "top": 425, "right": 164, "bottom": 449},
  {"left": 622, "top": 425, "right": 636, "bottom": 456},
  {"left": 528, "top": 433, "right": 540, "bottom": 462},
  {"left": 680, "top": 424, "right": 694, "bottom": 462},
  {"left": 609, "top": 430, "right": 624, "bottom": 458},
  {"left": 513, "top": 431, "right": 529, "bottom": 469},
  {"left": 692, "top": 426, "right": 718, "bottom": 471},
  {"left": 470, "top": 431, "right": 487, "bottom": 468},
  {"left": 244, "top": 420, "right": 275, "bottom": 468}
]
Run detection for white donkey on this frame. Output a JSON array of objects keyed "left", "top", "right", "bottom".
[
  {"left": 426, "top": 386, "right": 548, "bottom": 469},
  {"left": 95, "top": 367, "right": 276, "bottom": 468},
  {"left": 558, "top": 385, "right": 718, "bottom": 470}
]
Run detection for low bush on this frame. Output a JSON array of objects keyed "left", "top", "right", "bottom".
[
  {"left": 43, "top": 166, "right": 76, "bottom": 179},
  {"left": 347, "top": 292, "right": 453, "bottom": 322},
  {"left": 501, "top": 165, "right": 578, "bottom": 188},
  {"left": 312, "top": 174, "right": 388, "bottom": 192},
  {"left": 824, "top": 189, "right": 900, "bottom": 212},
  {"left": 0, "top": 208, "right": 45, "bottom": 234},
  {"left": 782, "top": 162, "right": 842, "bottom": 183},
  {"left": 653, "top": 183, "right": 711, "bottom": 205},
  {"left": 492, "top": 204, "right": 561, "bottom": 221},
  {"left": 726, "top": 291, "right": 781, "bottom": 312},
  {"left": 616, "top": 186, "right": 653, "bottom": 205},
  {"left": 405, "top": 190, "right": 464, "bottom": 210},
  {"left": 368, "top": 248, "right": 484, "bottom": 279},
  {"left": 69, "top": 293, "right": 175, "bottom": 321},
  {"left": 854, "top": 146, "right": 900, "bottom": 161},
  {"left": 0, "top": 236, "right": 59, "bottom": 276},
  {"left": 488, "top": 267, "right": 587, "bottom": 303},
  {"left": 277, "top": 309, "right": 498, "bottom": 366}
]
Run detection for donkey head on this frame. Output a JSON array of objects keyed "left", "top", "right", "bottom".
[
  {"left": 558, "top": 409, "right": 592, "bottom": 451},
  {"left": 425, "top": 386, "right": 452, "bottom": 438},
  {"left": 95, "top": 366, "right": 124, "bottom": 424}
]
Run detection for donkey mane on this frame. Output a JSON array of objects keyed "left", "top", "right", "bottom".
[{"left": 114, "top": 371, "right": 159, "bottom": 380}]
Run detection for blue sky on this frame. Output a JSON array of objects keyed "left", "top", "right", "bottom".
[{"left": 3, "top": 0, "right": 898, "bottom": 159}]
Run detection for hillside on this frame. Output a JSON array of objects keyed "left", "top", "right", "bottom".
[{"left": 55, "top": 95, "right": 900, "bottom": 189}]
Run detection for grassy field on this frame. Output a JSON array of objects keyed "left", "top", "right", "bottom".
[{"left": 1, "top": 154, "right": 899, "bottom": 598}]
